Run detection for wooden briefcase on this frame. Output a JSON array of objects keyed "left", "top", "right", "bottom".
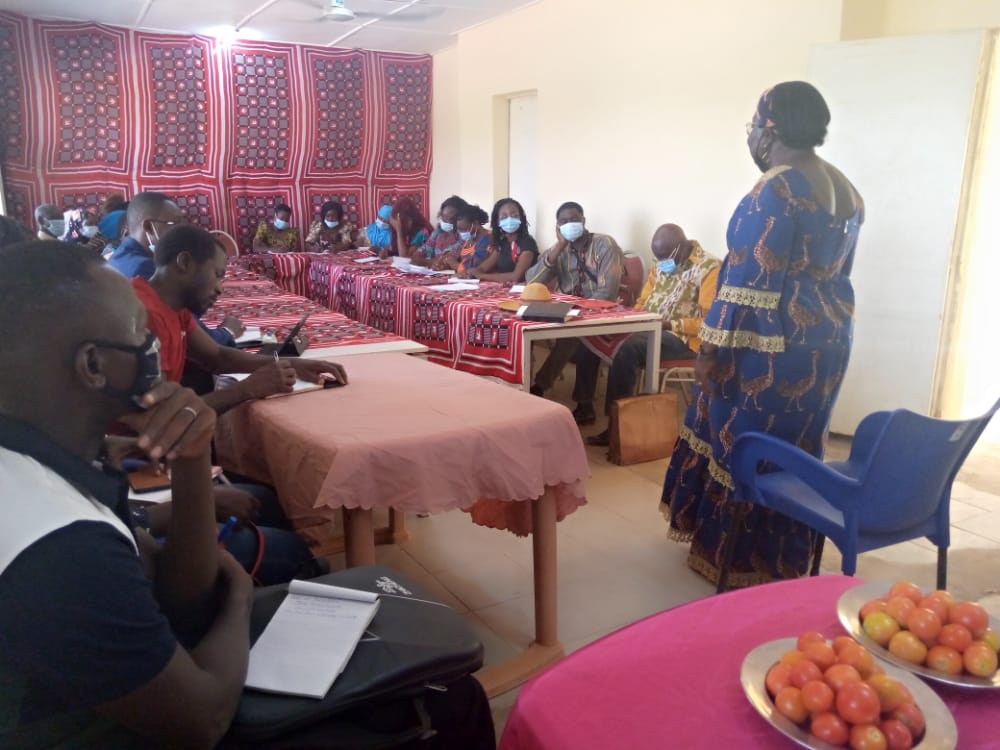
[{"left": 607, "top": 391, "right": 680, "bottom": 465}]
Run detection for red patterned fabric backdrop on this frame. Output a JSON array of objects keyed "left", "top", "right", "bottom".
[{"left": 0, "top": 13, "right": 432, "bottom": 248}]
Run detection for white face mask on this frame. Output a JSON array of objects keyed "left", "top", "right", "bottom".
[
  {"left": 324, "top": 219, "right": 339, "bottom": 229},
  {"left": 45, "top": 220, "right": 66, "bottom": 237},
  {"left": 439, "top": 221, "right": 454, "bottom": 233},
  {"left": 559, "top": 222, "right": 584, "bottom": 242},
  {"left": 147, "top": 228, "right": 160, "bottom": 253},
  {"left": 81, "top": 225, "right": 100, "bottom": 238}
]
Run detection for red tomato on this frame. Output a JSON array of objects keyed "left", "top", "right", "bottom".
[
  {"left": 925, "top": 644, "right": 963, "bottom": 675},
  {"left": 949, "top": 602, "right": 989, "bottom": 639},
  {"left": 888, "top": 581, "right": 924, "bottom": 605},
  {"left": 802, "top": 641, "right": 838, "bottom": 671},
  {"left": 849, "top": 724, "right": 887, "bottom": 750},
  {"left": 906, "top": 607, "right": 942, "bottom": 646},
  {"left": 938, "top": 623, "right": 973, "bottom": 652},
  {"left": 879, "top": 719, "right": 914, "bottom": 750},
  {"left": 917, "top": 595, "right": 950, "bottom": 624},
  {"left": 838, "top": 643, "right": 876, "bottom": 678},
  {"left": 766, "top": 663, "right": 793, "bottom": 697},
  {"left": 889, "top": 703, "right": 925, "bottom": 742},
  {"left": 824, "top": 663, "right": 863, "bottom": 691},
  {"left": 885, "top": 596, "right": 916, "bottom": 627},
  {"left": 775, "top": 685, "right": 809, "bottom": 724},
  {"left": 780, "top": 648, "right": 808, "bottom": 666},
  {"left": 833, "top": 635, "right": 857, "bottom": 654},
  {"left": 836, "top": 681, "right": 881, "bottom": 725},
  {"left": 790, "top": 659, "right": 824, "bottom": 688},
  {"left": 797, "top": 630, "right": 827, "bottom": 651},
  {"left": 811, "top": 712, "right": 850, "bottom": 746},
  {"left": 800, "top": 679, "right": 835, "bottom": 714},
  {"left": 859, "top": 598, "right": 888, "bottom": 620}
]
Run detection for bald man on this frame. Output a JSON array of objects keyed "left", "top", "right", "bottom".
[{"left": 583, "top": 224, "right": 721, "bottom": 446}]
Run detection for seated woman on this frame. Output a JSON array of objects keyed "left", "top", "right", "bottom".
[
  {"left": 386, "top": 197, "right": 433, "bottom": 258},
  {"left": 359, "top": 204, "right": 394, "bottom": 254},
  {"left": 253, "top": 203, "right": 300, "bottom": 253},
  {"left": 463, "top": 197, "right": 539, "bottom": 282},
  {"left": 62, "top": 207, "right": 109, "bottom": 254},
  {"left": 305, "top": 199, "right": 356, "bottom": 253},
  {"left": 439, "top": 204, "right": 491, "bottom": 273},
  {"left": 411, "top": 195, "right": 466, "bottom": 266},
  {"left": 98, "top": 193, "right": 128, "bottom": 250}
]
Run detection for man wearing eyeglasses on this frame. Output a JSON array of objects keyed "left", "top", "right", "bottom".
[{"left": 107, "top": 192, "right": 245, "bottom": 354}]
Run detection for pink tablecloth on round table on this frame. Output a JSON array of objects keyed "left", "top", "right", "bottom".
[
  {"left": 215, "top": 351, "right": 589, "bottom": 537},
  {"left": 499, "top": 576, "right": 997, "bottom": 750}
]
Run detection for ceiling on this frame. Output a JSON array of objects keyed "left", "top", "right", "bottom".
[{"left": 0, "top": 0, "right": 538, "bottom": 54}]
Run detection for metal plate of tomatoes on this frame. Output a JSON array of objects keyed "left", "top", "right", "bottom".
[
  {"left": 838, "top": 582, "right": 1000, "bottom": 689},
  {"left": 742, "top": 638, "right": 957, "bottom": 749}
]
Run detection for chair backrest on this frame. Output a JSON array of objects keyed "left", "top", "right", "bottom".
[
  {"left": 620, "top": 255, "right": 644, "bottom": 307},
  {"left": 856, "top": 397, "right": 1000, "bottom": 533},
  {"left": 211, "top": 229, "right": 241, "bottom": 258}
]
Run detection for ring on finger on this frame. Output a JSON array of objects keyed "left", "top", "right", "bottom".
[{"left": 182, "top": 406, "right": 199, "bottom": 419}]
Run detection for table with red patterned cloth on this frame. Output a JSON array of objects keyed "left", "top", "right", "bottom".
[
  {"left": 309, "top": 255, "right": 664, "bottom": 388},
  {"left": 499, "top": 575, "right": 995, "bottom": 750},
  {"left": 204, "top": 277, "right": 427, "bottom": 358}
]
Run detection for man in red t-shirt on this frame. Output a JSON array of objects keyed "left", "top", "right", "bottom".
[{"left": 133, "top": 224, "right": 347, "bottom": 413}]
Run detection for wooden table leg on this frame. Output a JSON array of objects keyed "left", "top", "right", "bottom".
[
  {"left": 476, "top": 487, "right": 565, "bottom": 696},
  {"left": 342, "top": 507, "right": 376, "bottom": 566}
]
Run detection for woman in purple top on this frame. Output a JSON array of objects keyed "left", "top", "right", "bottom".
[{"left": 411, "top": 195, "right": 467, "bottom": 267}]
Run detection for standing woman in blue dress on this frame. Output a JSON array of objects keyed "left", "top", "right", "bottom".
[{"left": 662, "top": 81, "right": 865, "bottom": 588}]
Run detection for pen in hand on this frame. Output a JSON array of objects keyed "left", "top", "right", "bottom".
[{"left": 217, "top": 515, "right": 238, "bottom": 547}]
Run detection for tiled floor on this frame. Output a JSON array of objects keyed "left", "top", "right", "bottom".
[{"left": 325, "top": 369, "right": 1000, "bottom": 745}]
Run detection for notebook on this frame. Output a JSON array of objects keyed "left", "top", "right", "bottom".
[
  {"left": 219, "top": 373, "right": 340, "bottom": 398},
  {"left": 516, "top": 301, "right": 575, "bottom": 322},
  {"left": 245, "top": 580, "right": 380, "bottom": 699},
  {"left": 234, "top": 326, "right": 263, "bottom": 348}
]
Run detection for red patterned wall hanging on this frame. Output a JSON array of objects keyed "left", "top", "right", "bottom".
[{"left": 0, "top": 12, "right": 432, "bottom": 246}]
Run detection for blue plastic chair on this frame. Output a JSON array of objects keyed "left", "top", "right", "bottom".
[{"left": 716, "top": 397, "right": 1000, "bottom": 594}]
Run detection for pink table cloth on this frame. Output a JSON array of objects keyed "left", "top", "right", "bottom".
[
  {"left": 215, "top": 351, "right": 589, "bottom": 538},
  {"left": 500, "top": 576, "right": 997, "bottom": 750}
]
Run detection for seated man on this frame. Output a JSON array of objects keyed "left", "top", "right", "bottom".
[
  {"left": 525, "top": 201, "right": 624, "bottom": 425},
  {"left": 132, "top": 223, "right": 349, "bottom": 583},
  {"left": 34, "top": 202, "right": 64, "bottom": 240},
  {"left": 0, "top": 240, "right": 495, "bottom": 748},
  {"left": 107, "top": 190, "right": 243, "bottom": 350},
  {"left": 583, "top": 223, "right": 721, "bottom": 445}
]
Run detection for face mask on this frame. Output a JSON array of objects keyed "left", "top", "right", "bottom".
[
  {"left": 459, "top": 230, "right": 473, "bottom": 242},
  {"left": 324, "top": 220, "right": 339, "bottom": 229},
  {"left": 439, "top": 221, "right": 454, "bottom": 233},
  {"left": 91, "top": 331, "right": 162, "bottom": 411},
  {"left": 375, "top": 219, "right": 388, "bottom": 230},
  {"left": 46, "top": 220, "right": 66, "bottom": 237},
  {"left": 273, "top": 218, "right": 289, "bottom": 230},
  {"left": 499, "top": 217, "right": 522, "bottom": 234},
  {"left": 559, "top": 222, "right": 584, "bottom": 242},
  {"left": 657, "top": 258, "right": 677, "bottom": 275},
  {"left": 80, "top": 225, "right": 99, "bottom": 238}
]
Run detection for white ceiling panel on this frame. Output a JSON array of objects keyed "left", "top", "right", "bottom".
[{"left": 1, "top": 0, "right": 539, "bottom": 54}]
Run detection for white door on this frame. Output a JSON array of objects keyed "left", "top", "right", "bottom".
[
  {"left": 507, "top": 93, "right": 538, "bottom": 235},
  {"left": 808, "top": 30, "right": 988, "bottom": 434}
]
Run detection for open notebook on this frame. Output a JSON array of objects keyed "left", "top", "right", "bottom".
[
  {"left": 219, "top": 372, "right": 336, "bottom": 398},
  {"left": 246, "top": 580, "right": 380, "bottom": 699}
]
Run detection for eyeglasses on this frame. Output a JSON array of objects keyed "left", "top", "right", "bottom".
[
  {"left": 150, "top": 219, "right": 179, "bottom": 228},
  {"left": 745, "top": 122, "right": 758, "bottom": 135}
]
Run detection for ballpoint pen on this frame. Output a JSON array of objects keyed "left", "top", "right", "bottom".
[{"left": 217, "top": 515, "right": 238, "bottom": 546}]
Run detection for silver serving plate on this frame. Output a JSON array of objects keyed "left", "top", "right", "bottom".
[
  {"left": 741, "top": 638, "right": 957, "bottom": 750},
  {"left": 837, "top": 582, "right": 1000, "bottom": 689}
]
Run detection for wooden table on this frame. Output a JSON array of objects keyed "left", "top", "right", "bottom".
[{"left": 215, "top": 352, "right": 592, "bottom": 695}]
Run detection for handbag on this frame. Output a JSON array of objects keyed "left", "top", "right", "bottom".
[{"left": 607, "top": 391, "right": 680, "bottom": 465}]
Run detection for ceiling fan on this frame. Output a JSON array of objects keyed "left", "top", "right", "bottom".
[{"left": 315, "top": 0, "right": 435, "bottom": 23}]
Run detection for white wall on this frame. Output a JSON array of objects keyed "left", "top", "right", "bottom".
[{"left": 431, "top": 0, "right": 843, "bottom": 266}]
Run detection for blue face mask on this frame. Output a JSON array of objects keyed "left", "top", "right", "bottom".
[
  {"left": 459, "top": 230, "right": 473, "bottom": 242},
  {"left": 439, "top": 221, "right": 455, "bottom": 233},
  {"left": 273, "top": 218, "right": 289, "bottom": 230},
  {"left": 324, "top": 219, "right": 339, "bottom": 229},
  {"left": 499, "top": 217, "right": 522, "bottom": 234},
  {"left": 375, "top": 219, "right": 388, "bottom": 230},
  {"left": 657, "top": 258, "right": 677, "bottom": 274}
]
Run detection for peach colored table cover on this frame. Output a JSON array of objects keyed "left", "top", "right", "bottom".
[{"left": 215, "top": 351, "right": 589, "bottom": 536}]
